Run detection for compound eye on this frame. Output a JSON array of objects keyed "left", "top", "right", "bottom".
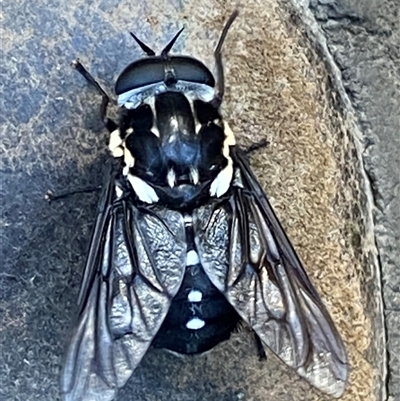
[
  {"left": 169, "top": 57, "right": 215, "bottom": 87},
  {"left": 115, "top": 59, "right": 165, "bottom": 95}
]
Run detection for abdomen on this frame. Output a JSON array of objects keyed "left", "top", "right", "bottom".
[{"left": 152, "top": 222, "right": 240, "bottom": 355}]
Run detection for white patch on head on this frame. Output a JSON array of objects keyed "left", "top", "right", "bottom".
[
  {"left": 124, "top": 147, "right": 135, "bottom": 168},
  {"left": 127, "top": 175, "right": 159, "bottom": 204},
  {"left": 124, "top": 101, "right": 135, "bottom": 109},
  {"left": 126, "top": 128, "right": 134, "bottom": 135},
  {"left": 198, "top": 89, "right": 215, "bottom": 103},
  {"left": 190, "top": 167, "right": 199, "bottom": 185},
  {"left": 186, "top": 250, "right": 200, "bottom": 266},
  {"left": 186, "top": 317, "right": 205, "bottom": 330},
  {"left": 167, "top": 168, "right": 176, "bottom": 188},
  {"left": 210, "top": 158, "right": 233, "bottom": 198},
  {"left": 145, "top": 96, "right": 156, "bottom": 111},
  {"left": 118, "top": 81, "right": 215, "bottom": 108},
  {"left": 223, "top": 122, "right": 236, "bottom": 146},
  {"left": 188, "top": 289, "right": 203, "bottom": 303}
]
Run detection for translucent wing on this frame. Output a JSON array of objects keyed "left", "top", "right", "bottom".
[
  {"left": 62, "top": 170, "right": 186, "bottom": 401},
  {"left": 193, "top": 147, "right": 349, "bottom": 397}
]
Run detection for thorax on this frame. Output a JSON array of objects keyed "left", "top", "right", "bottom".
[{"left": 110, "top": 91, "right": 235, "bottom": 210}]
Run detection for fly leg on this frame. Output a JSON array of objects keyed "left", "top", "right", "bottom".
[
  {"left": 244, "top": 139, "right": 270, "bottom": 156},
  {"left": 71, "top": 59, "right": 118, "bottom": 133},
  {"left": 212, "top": 10, "right": 239, "bottom": 108},
  {"left": 44, "top": 185, "right": 102, "bottom": 202}
]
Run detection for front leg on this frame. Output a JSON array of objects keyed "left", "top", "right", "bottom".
[{"left": 71, "top": 59, "right": 118, "bottom": 133}]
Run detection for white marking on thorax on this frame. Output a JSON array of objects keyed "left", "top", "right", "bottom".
[
  {"left": 151, "top": 126, "right": 160, "bottom": 138},
  {"left": 223, "top": 121, "right": 236, "bottom": 146},
  {"left": 127, "top": 175, "right": 159, "bottom": 204},
  {"left": 123, "top": 166, "right": 130, "bottom": 176},
  {"left": 170, "top": 117, "right": 179, "bottom": 130},
  {"left": 209, "top": 157, "right": 233, "bottom": 198},
  {"left": 213, "top": 118, "right": 223, "bottom": 128},
  {"left": 115, "top": 185, "right": 123, "bottom": 199},
  {"left": 195, "top": 122, "right": 202, "bottom": 134},
  {"left": 186, "top": 250, "right": 200, "bottom": 266},
  {"left": 109, "top": 129, "right": 124, "bottom": 157},
  {"left": 186, "top": 317, "right": 205, "bottom": 330},
  {"left": 168, "top": 133, "right": 177, "bottom": 143},
  {"left": 109, "top": 129, "right": 122, "bottom": 149},
  {"left": 167, "top": 168, "right": 176, "bottom": 188},
  {"left": 188, "top": 289, "right": 203, "bottom": 303},
  {"left": 124, "top": 147, "right": 135, "bottom": 168},
  {"left": 112, "top": 147, "right": 124, "bottom": 158},
  {"left": 190, "top": 167, "right": 199, "bottom": 185},
  {"left": 208, "top": 121, "right": 236, "bottom": 198}
]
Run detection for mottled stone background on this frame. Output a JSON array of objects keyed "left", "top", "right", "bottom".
[{"left": 1, "top": 0, "right": 398, "bottom": 401}]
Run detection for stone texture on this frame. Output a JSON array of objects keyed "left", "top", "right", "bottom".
[
  {"left": 386, "top": 312, "right": 400, "bottom": 398},
  {"left": 0, "top": 0, "right": 392, "bottom": 400},
  {"left": 306, "top": 1, "right": 399, "bottom": 398}
]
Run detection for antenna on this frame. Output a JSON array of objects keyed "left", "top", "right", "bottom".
[
  {"left": 129, "top": 32, "right": 156, "bottom": 56},
  {"left": 161, "top": 27, "right": 184, "bottom": 57}
]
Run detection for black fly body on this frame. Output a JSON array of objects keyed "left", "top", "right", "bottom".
[{"left": 62, "top": 11, "right": 348, "bottom": 401}]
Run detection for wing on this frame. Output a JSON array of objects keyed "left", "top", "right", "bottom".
[
  {"left": 61, "top": 169, "right": 186, "bottom": 401},
  {"left": 193, "top": 146, "right": 349, "bottom": 398}
]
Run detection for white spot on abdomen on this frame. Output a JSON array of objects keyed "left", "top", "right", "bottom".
[
  {"left": 186, "top": 317, "right": 205, "bottom": 330},
  {"left": 184, "top": 214, "right": 193, "bottom": 225},
  {"left": 186, "top": 250, "right": 199, "bottom": 266},
  {"left": 188, "top": 289, "right": 203, "bottom": 302}
]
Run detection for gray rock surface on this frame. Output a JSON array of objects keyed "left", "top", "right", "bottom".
[
  {"left": 1, "top": 0, "right": 397, "bottom": 400},
  {"left": 307, "top": 0, "right": 399, "bottom": 398}
]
